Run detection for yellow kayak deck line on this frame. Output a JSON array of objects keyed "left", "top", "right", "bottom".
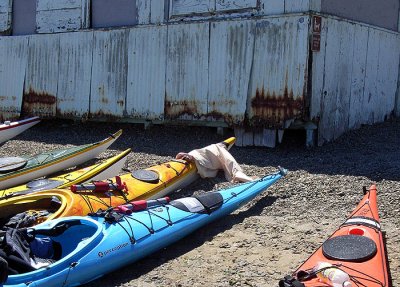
[
  {"left": 0, "top": 148, "right": 131, "bottom": 198},
  {"left": 0, "top": 137, "right": 236, "bottom": 226}
]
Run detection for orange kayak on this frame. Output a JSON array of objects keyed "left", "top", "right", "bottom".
[
  {"left": 279, "top": 185, "right": 391, "bottom": 287},
  {"left": 0, "top": 137, "right": 236, "bottom": 227}
]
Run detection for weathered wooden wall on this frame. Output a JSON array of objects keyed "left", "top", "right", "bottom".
[
  {"left": 310, "top": 15, "right": 400, "bottom": 145},
  {"left": 0, "top": 14, "right": 309, "bottom": 133},
  {"left": 0, "top": 9, "right": 399, "bottom": 147}
]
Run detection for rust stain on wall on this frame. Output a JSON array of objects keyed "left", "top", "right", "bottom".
[
  {"left": 24, "top": 89, "right": 56, "bottom": 104},
  {"left": 164, "top": 99, "right": 199, "bottom": 119},
  {"left": 248, "top": 86, "right": 304, "bottom": 127},
  {"left": 22, "top": 88, "right": 56, "bottom": 118},
  {"left": 164, "top": 96, "right": 239, "bottom": 124}
]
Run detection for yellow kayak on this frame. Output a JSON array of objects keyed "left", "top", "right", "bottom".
[
  {"left": 0, "top": 148, "right": 131, "bottom": 200},
  {"left": 0, "top": 137, "right": 236, "bottom": 227}
]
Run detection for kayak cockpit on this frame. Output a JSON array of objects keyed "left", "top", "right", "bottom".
[
  {"left": 0, "top": 194, "right": 67, "bottom": 228},
  {"left": 2, "top": 217, "right": 103, "bottom": 285}
]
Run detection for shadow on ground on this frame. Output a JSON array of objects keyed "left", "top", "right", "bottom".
[
  {"left": 12, "top": 118, "right": 400, "bottom": 181},
  {"left": 82, "top": 194, "right": 278, "bottom": 287}
]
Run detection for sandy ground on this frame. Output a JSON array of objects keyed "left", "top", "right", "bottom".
[{"left": 1, "top": 118, "right": 399, "bottom": 287}]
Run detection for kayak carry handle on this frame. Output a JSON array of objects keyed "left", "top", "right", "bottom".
[
  {"left": 114, "top": 197, "right": 170, "bottom": 214},
  {"left": 71, "top": 176, "right": 128, "bottom": 192}
]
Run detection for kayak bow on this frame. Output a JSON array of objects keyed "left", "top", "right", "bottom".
[
  {"left": 279, "top": 185, "right": 391, "bottom": 287},
  {"left": 0, "top": 117, "right": 41, "bottom": 144}
]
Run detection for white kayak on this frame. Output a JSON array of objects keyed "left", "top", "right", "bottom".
[{"left": 0, "top": 117, "right": 41, "bottom": 144}]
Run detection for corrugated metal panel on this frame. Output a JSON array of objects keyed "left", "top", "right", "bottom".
[
  {"left": 36, "top": 0, "right": 87, "bottom": 33},
  {"left": 126, "top": 25, "right": 167, "bottom": 120},
  {"left": 57, "top": 31, "right": 94, "bottom": 118},
  {"left": 0, "top": 36, "right": 28, "bottom": 120},
  {"left": 313, "top": 16, "right": 400, "bottom": 145},
  {"left": 364, "top": 29, "right": 399, "bottom": 123},
  {"left": 208, "top": 20, "right": 255, "bottom": 125},
  {"left": 246, "top": 15, "right": 309, "bottom": 128},
  {"left": 362, "top": 29, "right": 380, "bottom": 125},
  {"left": 0, "top": 0, "right": 11, "bottom": 34},
  {"left": 165, "top": 22, "right": 209, "bottom": 120},
  {"left": 378, "top": 32, "right": 399, "bottom": 121},
  {"left": 216, "top": 0, "right": 257, "bottom": 12},
  {"left": 90, "top": 29, "right": 128, "bottom": 119},
  {"left": 318, "top": 20, "right": 353, "bottom": 142},
  {"left": 23, "top": 34, "right": 60, "bottom": 118},
  {"left": 348, "top": 25, "right": 368, "bottom": 129}
]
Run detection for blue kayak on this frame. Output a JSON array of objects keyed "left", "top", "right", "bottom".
[{"left": 1, "top": 167, "right": 287, "bottom": 287}]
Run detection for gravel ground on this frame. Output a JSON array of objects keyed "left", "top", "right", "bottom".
[{"left": 1, "top": 119, "right": 399, "bottom": 287}]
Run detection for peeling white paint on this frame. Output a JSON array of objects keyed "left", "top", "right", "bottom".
[
  {"left": 57, "top": 31, "right": 93, "bottom": 118},
  {"left": 36, "top": 0, "right": 89, "bottom": 33},
  {"left": 126, "top": 25, "right": 167, "bottom": 120},
  {"left": 24, "top": 34, "right": 60, "bottom": 117},
  {"left": 90, "top": 29, "right": 128, "bottom": 118}
]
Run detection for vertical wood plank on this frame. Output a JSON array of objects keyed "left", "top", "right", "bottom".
[
  {"left": 310, "top": 15, "right": 328, "bottom": 123},
  {"left": 318, "top": 19, "right": 340, "bottom": 144},
  {"left": 348, "top": 25, "right": 368, "bottom": 129},
  {"left": 333, "top": 22, "right": 353, "bottom": 140},
  {"left": 375, "top": 32, "right": 399, "bottom": 122},
  {"left": 363, "top": 28, "right": 380, "bottom": 124}
]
